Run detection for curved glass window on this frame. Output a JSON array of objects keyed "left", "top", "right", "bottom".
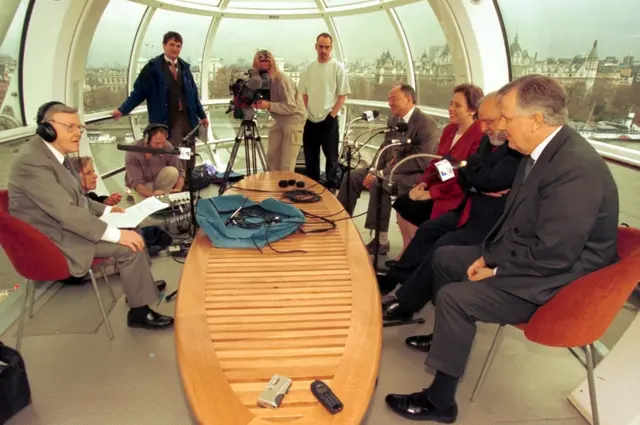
[
  {"left": 333, "top": 11, "right": 409, "bottom": 102},
  {"left": 84, "top": 0, "right": 146, "bottom": 114},
  {"left": 498, "top": 0, "right": 640, "bottom": 151},
  {"left": 324, "top": 0, "right": 372, "bottom": 6},
  {"left": 208, "top": 17, "right": 328, "bottom": 99},
  {"left": 395, "top": 2, "right": 460, "bottom": 108},
  {"left": 0, "top": 0, "right": 28, "bottom": 132},
  {"left": 139, "top": 9, "right": 212, "bottom": 94},
  {"left": 227, "top": 0, "right": 317, "bottom": 9}
]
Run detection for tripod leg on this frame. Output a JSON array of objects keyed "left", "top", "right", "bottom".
[
  {"left": 244, "top": 136, "right": 251, "bottom": 176},
  {"left": 253, "top": 127, "right": 268, "bottom": 172},
  {"left": 256, "top": 138, "right": 268, "bottom": 172},
  {"left": 219, "top": 131, "right": 242, "bottom": 195}
]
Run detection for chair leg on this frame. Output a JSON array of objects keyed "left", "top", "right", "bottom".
[
  {"left": 15, "top": 279, "right": 30, "bottom": 352},
  {"left": 471, "top": 324, "right": 507, "bottom": 402},
  {"left": 101, "top": 264, "right": 116, "bottom": 304},
  {"left": 88, "top": 270, "right": 114, "bottom": 340},
  {"left": 585, "top": 344, "right": 600, "bottom": 425},
  {"left": 27, "top": 279, "right": 36, "bottom": 318}
]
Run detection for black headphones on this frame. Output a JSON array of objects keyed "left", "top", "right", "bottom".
[
  {"left": 36, "top": 101, "right": 65, "bottom": 142},
  {"left": 143, "top": 123, "right": 169, "bottom": 144},
  {"left": 278, "top": 179, "right": 305, "bottom": 188}
]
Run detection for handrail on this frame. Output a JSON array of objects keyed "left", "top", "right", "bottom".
[{"left": 2, "top": 99, "right": 640, "bottom": 171}]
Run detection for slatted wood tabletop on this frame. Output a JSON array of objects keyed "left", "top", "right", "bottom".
[{"left": 176, "top": 171, "right": 382, "bottom": 425}]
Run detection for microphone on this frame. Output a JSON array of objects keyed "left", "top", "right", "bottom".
[
  {"left": 246, "top": 76, "right": 263, "bottom": 90},
  {"left": 386, "top": 116, "right": 408, "bottom": 133},
  {"left": 116, "top": 144, "right": 176, "bottom": 155},
  {"left": 361, "top": 110, "right": 380, "bottom": 122}
]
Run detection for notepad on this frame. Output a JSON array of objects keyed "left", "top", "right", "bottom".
[{"left": 99, "top": 196, "right": 169, "bottom": 228}]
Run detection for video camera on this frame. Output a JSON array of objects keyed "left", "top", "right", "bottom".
[{"left": 227, "top": 69, "right": 271, "bottom": 120}]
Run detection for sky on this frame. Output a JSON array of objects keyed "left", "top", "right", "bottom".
[{"left": 1, "top": 0, "right": 639, "bottom": 68}]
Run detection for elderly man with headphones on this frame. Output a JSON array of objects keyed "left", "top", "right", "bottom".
[
  {"left": 7, "top": 101, "right": 174, "bottom": 330},
  {"left": 124, "top": 123, "right": 185, "bottom": 203}
]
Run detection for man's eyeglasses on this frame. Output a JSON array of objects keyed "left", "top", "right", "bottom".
[{"left": 49, "top": 120, "right": 87, "bottom": 133}]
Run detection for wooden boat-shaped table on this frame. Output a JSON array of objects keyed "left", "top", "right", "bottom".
[{"left": 176, "top": 172, "right": 382, "bottom": 424}]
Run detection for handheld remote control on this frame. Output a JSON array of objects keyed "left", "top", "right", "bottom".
[{"left": 310, "top": 380, "right": 343, "bottom": 414}]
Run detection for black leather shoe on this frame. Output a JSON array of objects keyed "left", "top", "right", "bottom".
[
  {"left": 385, "top": 389, "right": 457, "bottom": 423},
  {"left": 382, "top": 299, "right": 413, "bottom": 322},
  {"left": 405, "top": 334, "right": 434, "bottom": 353},
  {"left": 155, "top": 280, "right": 167, "bottom": 292},
  {"left": 385, "top": 259, "right": 399, "bottom": 269},
  {"left": 377, "top": 273, "right": 398, "bottom": 295},
  {"left": 127, "top": 309, "right": 174, "bottom": 330}
]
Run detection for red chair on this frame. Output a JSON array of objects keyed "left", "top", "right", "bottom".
[
  {"left": 0, "top": 210, "right": 116, "bottom": 351},
  {"left": 470, "top": 226, "right": 640, "bottom": 425},
  {"left": 0, "top": 190, "right": 7, "bottom": 212}
]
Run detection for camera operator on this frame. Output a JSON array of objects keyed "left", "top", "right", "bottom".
[{"left": 251, "top": 50, "right": 307, "bottom": 172}]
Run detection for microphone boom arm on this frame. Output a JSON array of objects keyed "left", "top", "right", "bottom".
[{"left": 388, "top": 153, "right": 444, "bottom": 186}]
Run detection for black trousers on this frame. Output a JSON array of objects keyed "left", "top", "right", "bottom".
[
  {"left": 425, "top": 245, "right": 539, "bottom": 378},
  {"left": 303, "top": 115, "right": 340, "bottom": 189},
  {"left": 388, "top": 211, "right": 494, "bottom": 313}
]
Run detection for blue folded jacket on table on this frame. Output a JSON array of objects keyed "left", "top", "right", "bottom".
[{"left": 196, "top": 195, "right": 305, "bottom": 248}]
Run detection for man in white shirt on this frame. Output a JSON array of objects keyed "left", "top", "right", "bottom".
[
  {"left": 8, "top": 102, "right": 174, "bottom": 330},
  {"left": 298, "top": 33, "right": 351, "bottom": 189}
]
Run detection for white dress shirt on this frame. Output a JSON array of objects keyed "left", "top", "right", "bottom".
[
  {"left": 402, "top": 106, "right": 416, "bottom": 123},
  {"left": 43, "top": 141, "right": 121, "bottom": 243}
]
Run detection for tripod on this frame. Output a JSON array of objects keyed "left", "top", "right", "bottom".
[{"left": 219, "top": 112, "right": 268, "bottom": 195}]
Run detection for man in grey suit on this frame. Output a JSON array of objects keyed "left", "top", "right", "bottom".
[
  {"left": 337, "top": 84, "right": 439, "bottom": 255},
  {"left": 8, "top": 101, "right": 174, "bottom": 330},
  {"left": 385, "top": 75, "right": 619, "bottom": 423}
]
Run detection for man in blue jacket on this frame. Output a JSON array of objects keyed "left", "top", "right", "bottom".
[{"left": 112, "top": 31, "right": 209, "bottom": 147}]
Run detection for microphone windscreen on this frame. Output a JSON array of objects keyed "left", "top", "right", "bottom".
[
  {"left": 387, "top": 116, "right": 399, "bottom": 129},
  {"left": 372, "top": 110, "right": 380, "bottom": 118},
  {"left": 396, "top": 122, "right": 409, "bottom": 133},
  {"left": 246, "top": 76, "right": 263, "bottom": 90}
]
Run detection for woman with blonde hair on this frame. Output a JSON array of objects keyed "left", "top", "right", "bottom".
[
  {"left": 68, "top": 156, "right": 122, "bottom": 206},
  {"left": 252, "top": 49, "right": 307, "bottom": 172}
]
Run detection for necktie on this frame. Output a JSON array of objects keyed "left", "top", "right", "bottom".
[
  {"left": 522, "top": 156, "right": 535, "bottom": 184},
  {"left": 168, "top": 61, "right": 183, "bottom": 110},
  {"left": 63, "top": 157, "right": 72, "bottom": 172}
]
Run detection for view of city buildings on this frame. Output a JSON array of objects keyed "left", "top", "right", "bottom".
[{"left": 1, "top": 35, "right": 640, "bottom": 132}]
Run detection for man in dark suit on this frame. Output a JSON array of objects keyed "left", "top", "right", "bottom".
[
  {"left": 337, "top": 84, "right": 439, "bottom": 254},
  {"left": 385, "top": 75, "right": 619, "bottom": 423},
  {"left": 112, "top": 31, "right": 209, "bottom": 147},
  {"left": 377, "top": 92, "right": 523, "bottom": 327},
  {"left": 9, "top": 101, "right": 174, "bottom": 330}
]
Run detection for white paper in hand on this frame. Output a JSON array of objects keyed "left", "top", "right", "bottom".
[
  {"left": 434, "top": 159, "right": 455, "bottom": 182},
  {"left": 99, "top": 197, "right": 169, "bottom": 228}
]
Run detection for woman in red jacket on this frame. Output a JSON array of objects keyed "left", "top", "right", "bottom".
[{"left": 393, "top": 84, "right": 485, "bottom": 256}]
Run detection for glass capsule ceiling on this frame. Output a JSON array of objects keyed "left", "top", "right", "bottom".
[{"left": 0, "top": 0, "right": 638, "bottom": 158}]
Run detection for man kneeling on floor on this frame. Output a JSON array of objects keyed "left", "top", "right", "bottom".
[
  {"left": 384, "top": 75, "right": 619, "bottom": 422},
  {"left": 8, "top": 101, "right": 174, "bottom": 330},
  {"left": 125, "top": 123, "right": 185, "bottom": 203},
  {"left": 377, "top": 92, "right": 522, "bottom": 333}
]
